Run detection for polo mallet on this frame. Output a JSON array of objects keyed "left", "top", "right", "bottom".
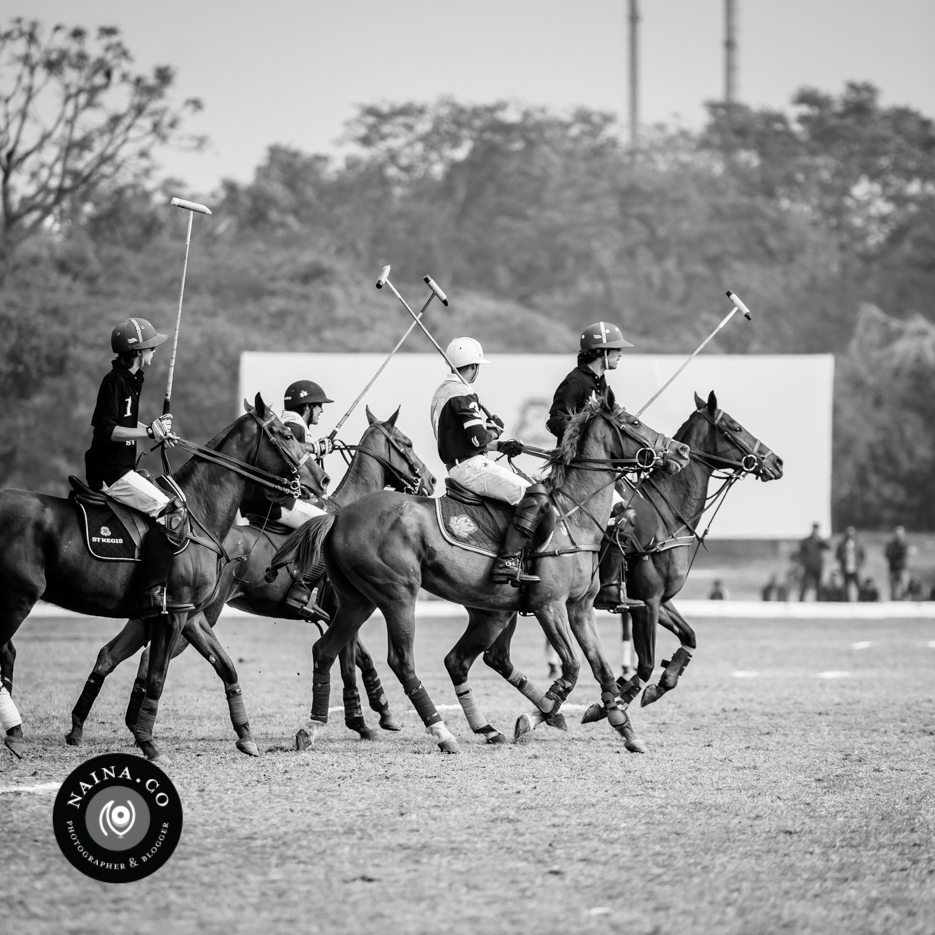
[
  {"left": 376, "top": 265, "right": 494, "bottom": 420},
  {"left": 635, "top": 290, "right": 753, "bottom": 418},
  {"left": 163, "top": 197, "right": 212, "bottom": 414},
  {"left": 328, "top": 272, "right": 449, "bottom": 440}
]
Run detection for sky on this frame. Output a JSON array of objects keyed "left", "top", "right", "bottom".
[{"left": 9, "top": 1, "right": 935, "bottom": 195}]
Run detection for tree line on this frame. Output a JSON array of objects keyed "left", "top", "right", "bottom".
[{"left": 1, "top": 18, "right": 933, "bottom": 527}]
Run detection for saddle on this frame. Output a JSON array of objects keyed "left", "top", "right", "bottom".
[
  {"left": 67, "top": 476, "right": 187, "bottom": 563},
  {"left": 434, "top": 478, "right": 554, "bottom": 558}
]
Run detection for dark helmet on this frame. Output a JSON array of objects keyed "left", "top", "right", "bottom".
[
  {"left": 579, "top": 321, "right": 633, "bottom": 352},
  {"left": 283, "top": 380, "right": 333, "bottom": 411},
  {"left": 111, "top": 318, "right": 168, "bottom": 354}
]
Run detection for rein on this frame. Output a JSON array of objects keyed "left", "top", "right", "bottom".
[{"left": 165, "top": 409, "right": 304, "bottom": 501}]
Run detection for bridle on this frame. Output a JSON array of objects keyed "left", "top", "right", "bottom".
[
  {"left": 689, "top": 406, "right": 774, "bottom": 478},
  {"left": 332, "top": 423, "right": 432, "bottom": 496},
  {"left": 169, "top": 408, "right": 305, "bottom": 502}
]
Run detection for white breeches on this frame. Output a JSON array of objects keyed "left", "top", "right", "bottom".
[
  {"left": 279, "top": 498, "right": 328, "bottom": 529},
  {"left": 103, "top": 470, "right": 170, "bottom": 517},
  {"left": 449, "top": 455, "right": 530, "bottom": 506}
]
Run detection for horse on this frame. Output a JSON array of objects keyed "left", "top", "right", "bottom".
[
  {"left": 0, "top": 394, "right": 308, "bottom": 764},
  {"left": 276, "top": 397, "right": 692, "bottom": 754},
  {"left": 63, "top": 406, "right": 434, "bottom": 755},
  {"left": 515, "top": 390, "right": 780, "bottom": 727}
]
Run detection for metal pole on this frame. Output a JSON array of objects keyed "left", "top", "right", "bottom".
[{"left": 628, "top": 0, "right": 640, "bottom": 150}]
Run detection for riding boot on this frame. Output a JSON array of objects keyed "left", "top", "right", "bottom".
[
  {"left": 138, "top": 532, "right": 176, "bottom": 619},
  {"left": 285, "top": 579, "right": 332, "bottom": 624},
  {"left": 595, "top": 511, "right": 644, "bottom": 613},
  {"left": 492, "top": 484, "right": 550, "bottom": 586},
  {"left": 284, "top": 557, "right": 331, "bottom": 623},
  {"left": 492, "top": 525, "right": 539, "bottom": 586},
  {"left": 139, "top": 500, "right": 188, "bottom": 619},
  {"left": 594, "top": 556, "right": 645, "bottom": 612}
]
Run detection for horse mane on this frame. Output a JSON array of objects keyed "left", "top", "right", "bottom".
[{"left": 543, "top": 398, "right": 608, "bottom": 493}]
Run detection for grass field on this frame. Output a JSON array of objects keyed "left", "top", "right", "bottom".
[{"left": 2, "top": 609, "right": 934, "bottom": 935}]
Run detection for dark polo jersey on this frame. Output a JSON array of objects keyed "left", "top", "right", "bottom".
[
  {"left": 430, "top": 375, "right": 494, "bottom": 465},
  {"left": 546, "top": 365, "right": 615, "bottom": 441},
  {"left": 84, "top": 360, "right": 144, "bottom": 488}
]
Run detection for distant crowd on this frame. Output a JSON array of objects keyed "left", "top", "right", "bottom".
[{"left": 759, "top": 523, "right": 931, "bottom": 603}]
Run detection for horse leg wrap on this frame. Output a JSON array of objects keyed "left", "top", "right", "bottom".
[
  {"left": 225, "top": 685, "right": 248, "bottom": 728},
  {"left": 0, "top": 686, "right": 23, "bottom": 731},
  {"left": 403, "top": 678, "right": 442, "bottom": 726},
  {"left": 616, "top": 674, "right": 641, "bottom": 707},
  {"left": 601, "top": 691, "right": 628, "bottom": 730},
  {"left": 541, "top": 676, "right": 574, "bottom": 714},
  {"left": 1, "top": 674, "right": 12, "bottom": 695},
  {"left": 134, "top": 698, "right": 158, "bottom": 741},
  {"left": 125, "top": 679, "right": 146, "bottom": 729},
  {"left": 454, "top": 682, "right": 488, "bottom": 732},
  {"left": 311, "top": 671, "right": 331, "bottom": 723},
  {"left": 507, "top": 666, "right": 546, "bottom": 706},
  {"left": 361, "top": 668, "right": 389, "bottom": 713},
  {"left": 72, "top": 672, "right": 105, "bottom": 722},
  {"left": 342, "top": 687, "right": 363, "bottom": 721}
]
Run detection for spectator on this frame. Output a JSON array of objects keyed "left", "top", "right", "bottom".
[
  {"left": 708, "top": 579, "right": 729, "bottom": 600},
  {"left": 858, "top": 577, "right": 880, "bottom": 602},
  {"left": 883, "top": 525, "right": 913, "bottom": 601},
  {"left": 906, "top": 576, "right": 925, "bottom": 601},
  {"left": 834, "top": 526, "right": 865, "bottom": 602},
  {"left": 796, "top": 523, "right": 830, "bottom": 601},
  {"left": 761, "top": 574, "right": 780, "bottom": 601},
  {"left": 820, "top": 570, "right": 846, "bottom": 602}
]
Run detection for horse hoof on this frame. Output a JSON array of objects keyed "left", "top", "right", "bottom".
[
  {"left": 379, "top": 713, "right": 402, "bottom": 731},
  {"left": 545, "top": 712, "right": 568, "bottom": 732},
  {"left": 150, "top": 753, "right": 171, "bottom": 768},
  {"left": 236, "top": 738, "right": 260, "bottom": 757},
  {"left": 438, "top": 739, "right": 461, "bottom": 754},
  {"left": 4, "top": 736, "right": 25, "bottom": 759},
  {"left": 513, "top": 714, "right": 534, "bottom": 742},
  {"left": 624, "top": 734, "right": 648, "bottom": 754},
  {"left": 641, "top": 684, "right": 662, "bottom": 707},
  {"left": 356, "top": 726, "right": 377, "bottom": 741},
  {"left": 580, "top": 703, "right": 606, "bottom": 724},
  {"left": 64, "top": 730, "right": 82, "bottom": 746},
  {"left": 295, "top": 728, "right": 313, "bottom": 751},
  {"left": 485, "top": 731, "right": 508, "bottom": 745}
]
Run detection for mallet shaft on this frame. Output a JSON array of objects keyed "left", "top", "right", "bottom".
[{"left": 330, "top": 287, "right": 442, "bottom": 438}]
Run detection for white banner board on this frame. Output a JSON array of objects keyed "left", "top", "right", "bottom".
[{"left": 239, "top": 353, "right": 833, "bottom": 539}]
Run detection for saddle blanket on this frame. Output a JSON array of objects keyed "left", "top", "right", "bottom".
[
  {"left": 75, "top": 501, "right": 187, "bottom": 562},
  {"left": 434, "top": 496, "right": 509, "bottom": 557}
]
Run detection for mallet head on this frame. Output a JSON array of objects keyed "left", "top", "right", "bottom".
[
  {"left": 170, "top": 196, "right": 212, "bottom": 216},
  {"left": 424, "top": 275, "right": 449, "bottom": 307},
  {"left": 726, "top": 290, "right": 752, "bottom": 321},
  {"left": 376, "top": 265, "right": 391, "bottom": 289}
]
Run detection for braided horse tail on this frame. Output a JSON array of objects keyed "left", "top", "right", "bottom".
[{"left": 265, "top": 514, "right": 336, "bottom": 583}]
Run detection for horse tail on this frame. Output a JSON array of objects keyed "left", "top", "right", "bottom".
[{"left": 265, "top": 514, "right": 336, "bottom": 582}]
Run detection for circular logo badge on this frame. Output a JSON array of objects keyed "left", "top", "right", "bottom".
[{"left": 52, "top": 753, "right": 183, "bottom": 882}]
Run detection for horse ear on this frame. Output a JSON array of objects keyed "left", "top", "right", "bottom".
[
  {"left": 694, "top": 391, "right": 705, "bottom": 410},
  {"left": 365, "top": 406, "right": 377, "bottom": 425},
  {"left": 254, "top": 392, "right": 267, "bottom": 416},
  {"left": 707, "top": 390, "right": 717, "bottom": 413},
  {"left": 243, "top": 398, "right": 253, "bottom": 414},
  {"left": 601, "top": 387, "right": 612, "bottom": 410},
  {"left": 387, "top": 406, "right": 400, "bottom": 427}
]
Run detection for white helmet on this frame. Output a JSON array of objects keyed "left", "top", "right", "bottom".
[{"left": 446, "top": 337, "right": 490, "bottom": 370}]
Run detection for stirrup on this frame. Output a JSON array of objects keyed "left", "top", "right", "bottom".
[
  {"left": 492, "top": 556, "right": 540, "bottom": 587},
  {"left": 285, "top": 586, "right": 331, "bottom": 624},
  {"left": 139, "top": 584, "right": 168, "bottom": 619}
]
